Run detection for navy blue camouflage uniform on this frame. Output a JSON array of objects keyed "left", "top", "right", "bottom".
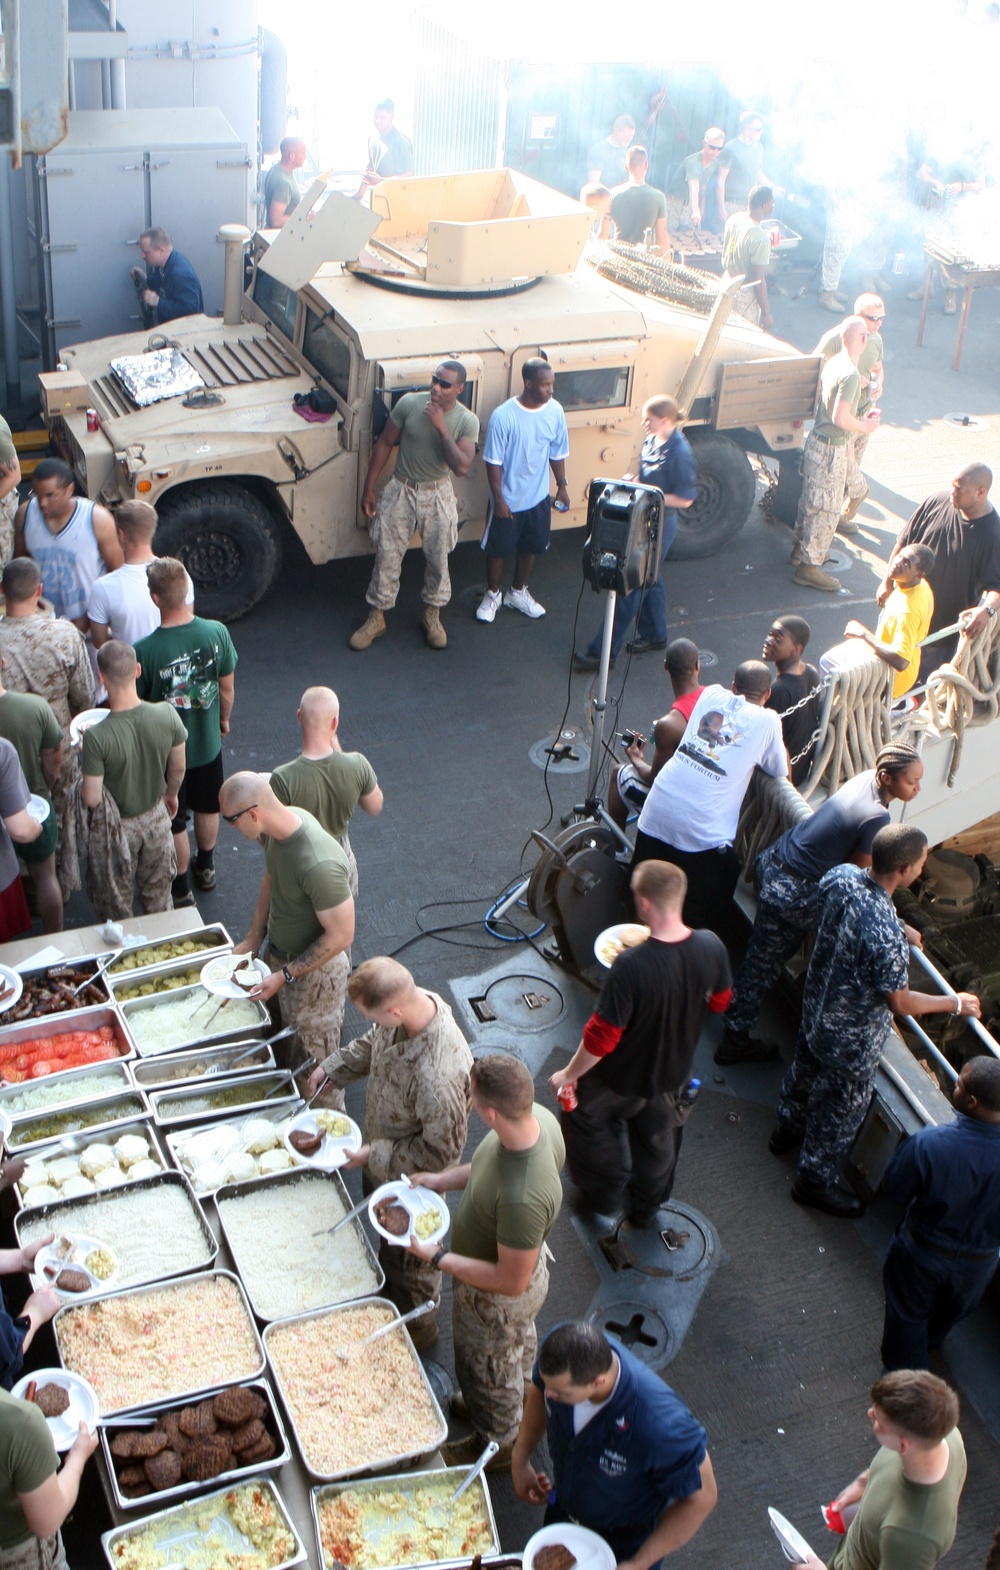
[
  {"left": 775, "top": 864, "right": 909, "bottom": 1186},
  {"left": 724, "top": 842, "right": 821, "bottom": 1038},
  {"left": 881, "top": 1111, "right": 1000, "bottom": 1370}
]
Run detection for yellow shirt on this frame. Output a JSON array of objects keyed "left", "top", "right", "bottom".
[{"left": 878, "top": 578, "right": 934, "bottom": 697}]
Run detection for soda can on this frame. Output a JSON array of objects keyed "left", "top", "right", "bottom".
[
  {"left": 556, "top": 1084, "right": 578, "bottom": 1112},
  {"left": 86, "top": 408, "right": 99, "bottom": 432}
]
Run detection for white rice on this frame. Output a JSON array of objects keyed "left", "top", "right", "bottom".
[{"left": 20, "top": 1182, "right": 212, "bottom": 1289}]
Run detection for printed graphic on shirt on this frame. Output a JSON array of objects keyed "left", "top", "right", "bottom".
[
  {"left": 676, "top": 693, "right": 754, "bottom": 778},
  {"left": 153, "top": 646, "right": 220, "bottom": 711}
]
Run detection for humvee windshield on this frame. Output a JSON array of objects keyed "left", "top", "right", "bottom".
[
  {"left": 254, "top": 271, "right": 298, "bottom": 340},
  {"left": 303, "top": 308, "right": 353, "bottom": 400},
  {"left": 553, "top": 365, "right": 630, "bottom": 411}
]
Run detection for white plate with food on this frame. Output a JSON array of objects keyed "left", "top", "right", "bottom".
[
  {"left": 523, "top": 1522, "right": 617, "bottom": 1570},
  {"left": 34, "top": 1233, "right": 119, "bottom": 1296},
  {"left": 368, "top": 1179, "right": 449, "bottom": 1248},
  {"left": 768, "top": 1507, "right": 818, "bottom": 1564},
  {"left": 68, "top": 708, "right": 109, "bottom": 746},
  {"left": 281, "top": 1107, "right": 362, "bottom": 1169},
  {"left": 12, "top": 1368, "right": 101, "bottom": 1451},
  {"left": 26, "top": 793, "right": 51, "bottom": 823},
  {"left": 0, "top": 964, "right": 23, "bottom": 1016},
  {"left": 594, "top": 922, "right": 650, "bottom": 969},
  {"left": 199, "top": 954, "right": 270, "bottom": 998}
]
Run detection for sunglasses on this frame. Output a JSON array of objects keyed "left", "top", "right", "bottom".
[
  {"left": 430, "top": 374, "right": 457, "bottom": 389},
  {"left": 223, "top": 804, "right": 257, "bottom": 825},
  {"left": 704, "top": 143, "right": 724, "bottom": 152},
  {"left": 862, "top": 313, "right": 885, "bottom": 322}
]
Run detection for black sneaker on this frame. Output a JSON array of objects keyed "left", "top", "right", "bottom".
[
  {"left": 172, "top": 889, "right": 196, "bottom": 909},
  {"left": 193, "top": 864, "right": 216, "bottom": 890},
  {"left": 714, "top": 1030, "right": 780, "bottom": 1066},
  {"left": 791, "top": 1175, "right": 865, "bottom": 1218}
]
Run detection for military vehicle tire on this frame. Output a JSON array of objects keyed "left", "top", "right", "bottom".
[
  {"left": 768, "top": 455, "right": 805, "bottom": 527},
  {"left": 153, "top": 483, "right": 284, "bottom": 622},
  {"left": 669, "top": 433, "right": 756, "bottom": 559}
]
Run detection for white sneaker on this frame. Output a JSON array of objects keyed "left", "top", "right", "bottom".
[
  {"left": 504, "top": 585, "right": 546, "bottom": 618},
  {"left": 476, "top": 589, "right": 502, "bottom": 623}
]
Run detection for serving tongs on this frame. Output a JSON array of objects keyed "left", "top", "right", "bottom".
[
  {"left": 203, "top": 1026, "right": 298, "bottom": 1075},
  {"left": 71, "top": 948, "right": 120, "bottom": 997},
  {"left": 335, "top": 1298, "right": 436, "bottom": 1362}
]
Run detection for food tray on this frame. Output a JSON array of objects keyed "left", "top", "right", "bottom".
[
  {"left": 100, "top": 1474, "right": 307, "bottom": 1570},
  {"left": 311, "top": 1465, "right": 499, "bottom": 1570},
  {"left": 99, "top": 1378, "right": 291, "bottom": 1513},
  {"left": 104, "top": 924, "right": 232, "bottom": 983},
  {"left": 0, "top": 1058, "right": 133, "bottom": 1122},
  {"left": 107, "top": 949, "right": 233, "bottom": 1003},
  {"left": 149, "top": 1070, "right": 299, "bottom": 1129},
  {"left": 0, "top": 1005, "right": 132, "bottom": 1085},
  {"left": 6, "top": 1089, "right": 151, "bottom": 1155},
  {"left": 263, "top": 1298, "right": 448, "bottom": 1482},
  {"left": 12, "top": 1116, "right": 168, "bottom": 1212},
  {"left": 54, "top": 1269, "right": 266, "bottom": 1417},
  {"left": 17, "top": 1171, "right": 218, "bottom": 1299},
  {"left": 215, "top": 1168, "right": 384, "bottom": 1322},
  {"left": 119, "top": 982, "right": 270, "bottom": 1059},
  {"left": 128, "top": 1038, "right": 277, "bottom": 1092},
  {"left": 4, "top": 952, "right": 111, "bottom": 1023},
  {"left": 167, "top": 1106, "right": 305, "bottom": 1195}
]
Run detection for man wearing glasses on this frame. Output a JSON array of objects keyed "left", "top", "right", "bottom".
[
  {"left": 351, "top": 361, "right": 479, "bottom": 653},
  {"left": 815, "top": 294, "right": 886, "bottom": 533},
  {"left": 667, "top": 128, "right": 726, "bottom": 236},
  {"left": 716, "top": 111, "right": 784, "bottom": 225}
]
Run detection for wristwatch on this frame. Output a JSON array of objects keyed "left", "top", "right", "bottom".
[
  {"left": 282, "top": 965, "right": 295, "bottom": 986},
  {"left": 431, "top": 1245, "right": 448, "bottom": 1270}
]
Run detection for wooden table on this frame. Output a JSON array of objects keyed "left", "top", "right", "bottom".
[{"left": 915, "top": 251, "right": 1000, "bottom": 371}]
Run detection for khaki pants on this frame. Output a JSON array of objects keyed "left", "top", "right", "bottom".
[
  {"left": 0, "top": 1533, "right": 68, "bottom": 1570},
  {"left": 366, "top": 475, "right": 459, "bottom": 611},
  {"left": 845, "top": 429, "right": 872, "bottom": 503},
  {"left": 453, "top": 1250, "right": 550, "bottom": 1446},
  {"left": 266, "top": 941, "right": 350, "bottom": 1080},
  {"left": 90, "top": 799, "right": 175, "bottom": 920},
  {"left": 0, "top": 491, "right": 17, "bottom": 568},
  {"left": 794, "top": 436, "right": 848, "bottom": 566}
]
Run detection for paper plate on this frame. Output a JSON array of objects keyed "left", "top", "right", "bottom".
[
  {"left": 0, "top": 963, "right": 23, "bottom": 1015},
  {"left": 26, "top": 793, "right": 51, "bottom": 823},
  {"left": 199, "top": 954, "right": 270, "bottom": 998},
  {"left": 368, "top": 1179, "right": 449, "bottom": 1248},
  {"left": 523, "top": 1523, "right": 616, "bottom": 1570},
  {"left": 594, "top": 922, "right": 650, "bottom": 969},
  {"left": 34, "top": 1233, "right": 119, "bottom": 1297},
  {"left": 12, "top": 1368, "right": 101, "bottom": 1451},
  {"left": 768, "top": 1507, "right": 817, "bottom": 1564},
  {"left": 282, "top": 1107, "right": 362, "bottom": 1170},
  {"left": 0, "top": 1107, "right": 9, "bottom": 1146},
  {"left": 69, "top": 708, "right": 109, "bottom": 746}
]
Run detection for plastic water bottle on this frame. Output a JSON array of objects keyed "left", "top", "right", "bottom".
[{"left": 677, "top": 1078, "right": 701, "bottom": 1108}]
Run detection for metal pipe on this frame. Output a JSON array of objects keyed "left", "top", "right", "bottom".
[
  {"left": 218, "top": 224, "right": 251, "bottom": 326},
  {"left": 909, "top": 944, "right": 1000, "bottom": 1059},
  {"left": 107, "top": 0, "right": 126, "bottom": 109},
  {"left": 0, "top": 154, "right": 21, "bottom": 408},
  {"left": 900, "top": 1015, "right": 959, "bottom": 1083}
]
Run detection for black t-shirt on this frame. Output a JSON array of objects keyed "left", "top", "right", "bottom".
[
  {"left": 897, "top": 494, "right": 1000, "bottom": 667},
  {"left": 766, "top": 666, "right": 821, "bottom": 787},
  {"left": 776, "top": 770, "right": 888, "bottom": 881},
  {"left": 594, "top": 933, "right": 731, "bottom": 1096}
]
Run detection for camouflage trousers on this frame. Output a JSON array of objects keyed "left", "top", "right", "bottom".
[
  {"left": 266, "top": 941, "right": 350, "bottom": 1081},
  {"left": 365, "top": 475, "right": 459, "bottom": 611},
  {"left": 90, "top": 800, "right": 175, "bottom": 920},
  {"left": 453, "top": 1249, "right": 551, "bottom": 1446},
  {"left": 0, "top": 490, "right": 17, "bottom": 567},
  {"left": 794, "top": 435, "right": 848, "bottom": 566},
  {"left": 845, "top": 429, "right": 872, "bottom": 503},
  {"left": 0, "top": 1531, "right": 69, "bottom": 1570},
  {"left": 775, "top": 1029, "right": 885, "bottom": 1186},
  {"left": 820, "top": 199, "right": 858, "bottom": 292},
  {"left": 726, "top": 844, "right": 818, "bottom": 1037}
]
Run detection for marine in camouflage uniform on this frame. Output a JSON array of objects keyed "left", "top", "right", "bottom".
[
  {"left": 0, "top": 611, "right": 95, "bottom": 809},
  {"left": 452, "top": 1252, "right": 551, "bottom": 1446},
  {"left": 90, "top": 799, "right": 176, "bottom": 920},
  {"left": 774, "top": 863, "right": 909, "bottom": 1185},
  {"left": 322, "top": 990, "right": 473, "bottom": 1325},
  {"left": 793, "top": 335, "right": 865, "bottom": 576},
  {"left": 264, "top": 940, "right": 351, "bottom": 1077}
]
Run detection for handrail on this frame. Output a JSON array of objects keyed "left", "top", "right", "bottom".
[{"left": 908, "top": 944, "right": 1000, "bottom": 1060}]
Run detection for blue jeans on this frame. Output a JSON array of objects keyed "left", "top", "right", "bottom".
[{"left": 586, "top": 511, "right": 679, "bottom": 658}]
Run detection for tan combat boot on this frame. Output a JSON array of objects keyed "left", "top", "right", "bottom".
[
  {"left": 349, "top": 609, "right": 386, "bottom": 650},
  {"left": 422, "top": 606, "right": 447, "bottom": 649},
  {"left": 793, "top": 563, "right": 842, "bottom": 592}
]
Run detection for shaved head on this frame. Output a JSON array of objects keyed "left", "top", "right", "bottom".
[
  {"left": 841, "top": 315, "right": 869, "bottom": 358},
  {"left": 298, "top": 686, "right": 340, "bottom": 729},
  {"left": 219, "top": 771, "right": 275, "bottom": 815},
  {"left": 958, "top": 462, "right": 992, "bottom": 491}
]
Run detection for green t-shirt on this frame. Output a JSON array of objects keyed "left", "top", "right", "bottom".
[
  {"left": 82, "top": 702, "right": 187, "bottom": 818},
  {"left": 262, "top": 807, "right": 352, "bottom": 957},
  {"left": 0, "top": 415, "right": 16, "bottom": 473},
  {"left": 270, "top": 751, "right": 378, "bottom": 842},
  {"left": 813, "top": 348, "right": 862, "bottom": 445},
  {"left": 610, "top": 182, "right": 668, "bottom": 244},
  {"left": 0, "top": 690, "right": 61, "bottom": 800},
  {"left": 670, "top": 151, "right": 717, "bottom": 199},
  {"left": 263, "top": 164, "right": 300, "bottom": 223},
  {"left": 722, "top": 211, "right": 771, "bottom": 277},
  {"left": 135, "top": 618, "right": 237, "bottom": 769},
  {"left": 451, "top": 1104, "right": 564, "bottom": 1261},
  {"left": 718, "top": 136, "right": 765, "bottom": 207},
  {"left": 391, "top": 392, "right": 480, "bottom": 485},
  {"left": 0, "top": 1389, "right": 58, "bottom": 1549},
  {"left": 829, "top": 1430, "right": 966, "bottom": 1570},
  {"left": 816, "top": 327, "right": 883, "bottom": 413}
]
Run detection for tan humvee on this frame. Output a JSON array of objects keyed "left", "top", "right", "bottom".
[{"left": 44, "top": 169, "right": 817, "bottom": 620}]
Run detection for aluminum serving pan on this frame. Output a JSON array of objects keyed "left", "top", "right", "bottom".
[
  {"left": 0, "top": 1058, "right": 133, "bottom": 1124},
  {"left": 310, "top": 1464, "right": 500, "bottom": 1570},
  {"left": 0, "top": 1005, "right": 133, "bottom": 1085},
  {"left": 54, "top": 1268, "right": 266, "bottom": 1418},
  {"left": 103, "top": 923, "right": 232, "bottom": 984},
  {"left": 100, "top": 1472, "right": 307, "bottom": 1570},
  {"left": 149, "top": 1070, "right": 299, "bottom": 1129},
  {"left": 99, "top": 1377, "right": 291, "bottom": 1513},
  {"left": 128, "top": 1038, "right": 277, "bottom": 1093},
  {"left": 6, "top": 1087, "right": 151, "bottom": 1156},
  {"left": 166, "top": 1104, "right": 305, "bottom": 1197},
  {"left": 119, "top": 983, "right": 271, "bottom": 1059},
  {"left": 263, "top": 1297, "right": 448, "bottom": 1483},
  {"left": 12, "top": 1116, "right": 169, "bottom": 1212},
  {"left": 16, "top": 1170, "right": 218, "bottom": 1300},
  {"left": 215, "top": 1167, "right": 384, "bottom": 1322},
  {"left": 4, "top": 952, "right": 111, "bottom": 1024},
  {"left": 107, "top": 948, "right": 233, "bottom": 1003}
]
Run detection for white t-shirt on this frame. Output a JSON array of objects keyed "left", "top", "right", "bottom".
[
  {"left": 481, "top": 396, "right": 569, "bottom": 512},
  {"left": 638, "top": 683, "right": 788, "bottom": 851},
  {"left": 572, "top": 1357, "right": 622, "bottom": 1434},
  {"left": 87, "top": 559, "right": 194, "bottom": 645}
]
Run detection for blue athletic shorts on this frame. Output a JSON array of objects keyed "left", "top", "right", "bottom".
[{"left": 482, "top": 495, "right": 552, "bottom": 558}]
